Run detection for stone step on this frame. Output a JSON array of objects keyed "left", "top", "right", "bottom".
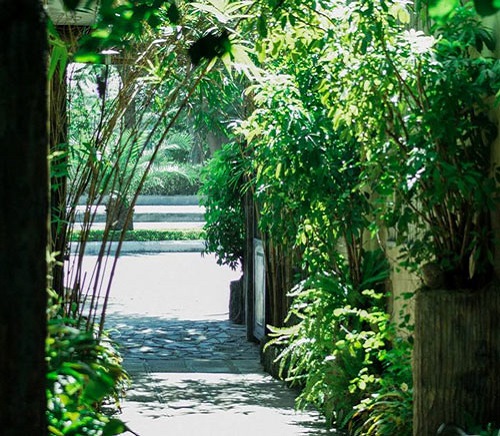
[
  {"left": 74, "top": 221, "right": 205, "bottom": 231},
  {"left": 71, "top": 240, "right": 206, "bottom": 255},
  {"left": 77, "top": 195, "right": 202, "bottom": 206},
  {"left": 74, "top": 204, "right": 206, "bottom": 223}
]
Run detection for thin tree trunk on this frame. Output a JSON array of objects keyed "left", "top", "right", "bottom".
[
  {"left": 0, "top": 1, "right": 48, "bottom": 434},
  {"left": 49, "top": 59, "right": 68, "bottom": 296},
  {"left": 413, "top": 285, "right": 500, "bottom": 435}
]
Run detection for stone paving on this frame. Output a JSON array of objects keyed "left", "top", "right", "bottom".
[
  {"left": 91, "top": 253, "right": 338, "bottom": 435},
  {"left": 107, "top": 315, "right": 259, "bottom": 370}
]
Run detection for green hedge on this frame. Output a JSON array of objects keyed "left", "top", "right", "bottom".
[
  {"left": 70, "top": 229, "right": 205, "bottom": 242},
  {"left": 137, "top": 165, "right": 202, "bottom": 196}
]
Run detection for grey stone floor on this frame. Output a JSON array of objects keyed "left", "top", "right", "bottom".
[{"left": 88, "top": 253, "right": 337, "bottom": 435}]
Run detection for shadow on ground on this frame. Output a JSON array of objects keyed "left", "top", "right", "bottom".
[{"left": 121, "top": 372, "right": 339, "bottom": 435}]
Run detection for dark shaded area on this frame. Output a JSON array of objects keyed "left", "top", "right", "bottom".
[
  {"left": 0, "top": 1, "right": 48, "bottom": 434},
  {"left": 188, "top": 30, "right": 230, "bottom": 66}
]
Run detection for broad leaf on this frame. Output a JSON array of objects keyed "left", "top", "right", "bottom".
[
  {"left": 428, "top": 0, "right": 459, "bottom": 21},
  {"left": 474, "top": 0, "right": 499, "bottom": 15}
]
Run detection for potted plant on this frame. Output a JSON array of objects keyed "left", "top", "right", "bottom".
[{"left": 362, "top": 9, "right": 500, "bottom": 434}]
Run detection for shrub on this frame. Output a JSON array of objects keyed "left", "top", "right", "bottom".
[
  {"left": 349, "top": 336, "right": 413, "bottom": 436},
  {"left": 70, "top": 229, "right": 205, "bottom": 242},
  {"left": 199, "top": 141, "right": 246, "bottom": 269},
  {"left": 137, "top": 164, "right": 202, "bottom": 196},
  {"left": 46, "top": 296, "right": 130, "bottom": 435},
  {"left": 267, "top": 250, "right": 394, "bottom": 430},
  {"left": 161, "top": 132, "right": 194, "bottom": 163}
]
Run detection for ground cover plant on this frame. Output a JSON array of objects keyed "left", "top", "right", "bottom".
[{"left": 46, "top": 293, "right": 131, "bottom": 436}]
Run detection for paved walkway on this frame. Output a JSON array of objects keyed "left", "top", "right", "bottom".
[{"left": 95, "top": 253, "right": 336, "bottom": 435}]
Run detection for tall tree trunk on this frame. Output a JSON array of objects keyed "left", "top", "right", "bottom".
[
  {"left": 413, "top": 285, "right": 500, "bottom": 435},
  {"left": 0, "top": 1, "right": 48, "bottom": 434}
]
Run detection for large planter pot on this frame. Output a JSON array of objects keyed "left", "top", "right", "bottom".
[
  {"left": 229, "top": 275, "right": 245, "bottom": 324},
  {"left": 413, "top": 284, "right": 500, "bottom": 435}
]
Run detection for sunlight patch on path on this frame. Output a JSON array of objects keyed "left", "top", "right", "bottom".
[{"left": 120, "top": 372, "right": 336, "bottom": 436}]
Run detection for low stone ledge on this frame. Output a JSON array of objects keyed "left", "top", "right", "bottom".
[{"left": 70, "top": 240, "right": 206, "bottom": 255}]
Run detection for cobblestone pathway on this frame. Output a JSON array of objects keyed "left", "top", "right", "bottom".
[
  {"left": 107, "top": 315, "right": 260, "bottom": 373},
  {"left": 97, "top": 253, "right": 336, "bottom": 435}
]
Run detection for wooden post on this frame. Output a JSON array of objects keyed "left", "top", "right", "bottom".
[{"left": 0, "top": 1, "right": 49, "bottom": 433}]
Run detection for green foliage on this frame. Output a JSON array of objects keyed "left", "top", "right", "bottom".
[
  {"left": 47, "top": 20, "right": 69, "bottom": 82},
  {"left": 46, "top": 297, "right": 129, "bottom": 435},
  {"left": 124, "top": 134, "right": 201, "bottom": 195},
  {"left": 162, "top": 132, "right": 194, "bottom": 163},
  {"left": 238, "top": 53, "right": 370, "bottom": 283},
  {"left": 54, "top": 0, "right": 500, "bottom": 433},
  {"left": 429, "top": 0, "right": 500, "bottom": 21},
  {"left": 200, "top": 141, "right": 246, "bottom": 269},
  {"left": 74, "top": 0, "right": 181, "bottom": 62},
  {"left": 429, "top": 0, "right": 461, "bottom": 21},
  {"left": 135, "top": 131, "right": 196, "bottom": 166},
  {"left": 266, "top": 251, "right": 393, "bottom": 429},
  {"left": 239, "top": 3, "right": 414, "bottom": 430},
  {"left": 236, "top": 0, "right": 500, "bottom": 431},
  {"left": 349, "top": 337, "right": 413, "bottom": 435},
  {"left": 319, "top": 1, "right": 500, "bottom": 288},
  {"left": 137, "top": 163, "right": 202, "bottom": 195}
]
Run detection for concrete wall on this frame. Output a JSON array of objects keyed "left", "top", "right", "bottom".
[{"left": 386, "top": 244, "right": 419, "bottom": 331}]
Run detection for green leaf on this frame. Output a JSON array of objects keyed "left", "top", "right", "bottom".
[
  {"left": 258, "top": 13, "right": 268, "bottom": 38},
  {"left": 92, "top": 28, "right": 112, "bottom": 39},
  {"left": 102, "top": 419, "right": 128, "bottom": 435},
  {"left": 73, "top": 52, "right": 104, "bottom": 63},
  {"left": 48, "top": 45, "right": 68, "bottom": 82},
  {"left": 167, "top": 2, "right": 181, "bottom": 24},
  {"left": 474, "top": 0, "right": 499, "bottom": 16},
  {"left": 62, "top": 0, "right": 81, "bottom": 11},
  {"left": 48, "top": 425, "right": 65, "bottom": 436},
  {"left": 428, "top": 0, "right": 459, "bottom": 21},
  {"left": 82, "top": 371, "right": 115, "bottom": 404},
  {"left": 275, "top": 162, "right": 282, "bottom": 179}
]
